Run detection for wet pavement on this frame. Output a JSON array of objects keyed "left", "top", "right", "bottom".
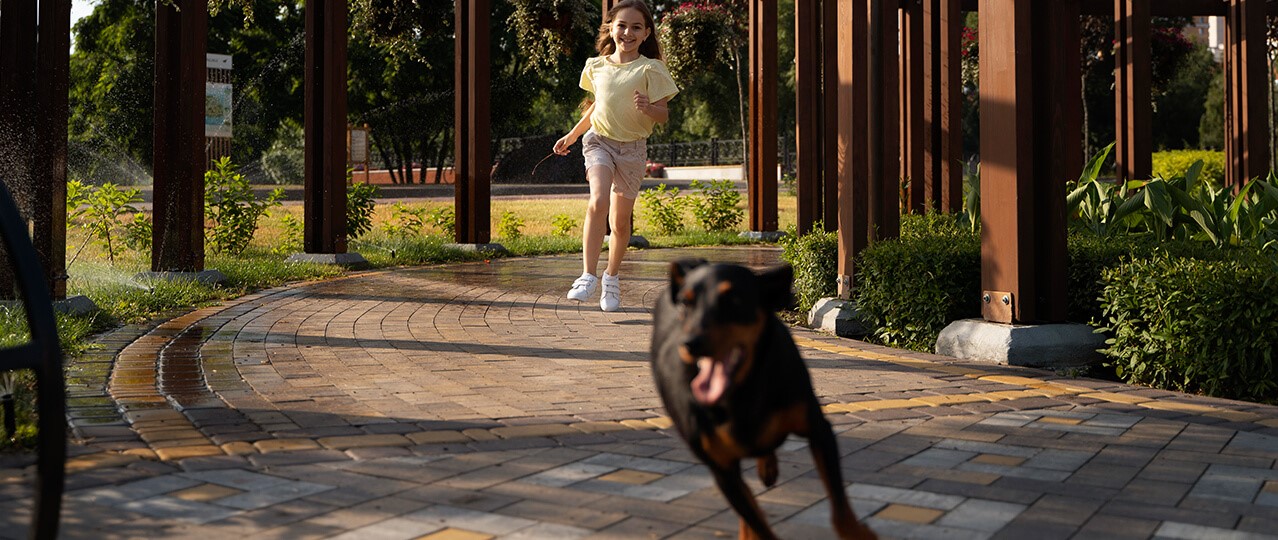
[{"left": 4, "top": 245, "right": 1278, "bottom": 539}]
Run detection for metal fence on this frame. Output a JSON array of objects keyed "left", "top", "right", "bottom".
[{"left": 370, "top": 134, "right": 799, "bottom": 172}]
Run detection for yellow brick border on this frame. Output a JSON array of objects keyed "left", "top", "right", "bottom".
[{"left": 794, "top": 336, "right": 1278, "bottom": 426}]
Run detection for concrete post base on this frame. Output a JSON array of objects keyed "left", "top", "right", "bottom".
[
  {"left": 442, "top": 243, "right": 509, "bottom": 256},
  {"left": 54, "top": 295, "right": 98, "bottom": 316},
  {"left": 285, "top": 252, "right": 371, "bottom": 269},
  {"left": 739, "top": 230, "right": 787, "bottom": 242},
  {"left": 135, "top": 269, "right": 228, "bottom": 287},
  {"left": 808, "top": 298, "right": 867, "bottom": 339},
  {"left": 935, "top": 318, "right": 1107, "bottom": 369},
  {"left": 603, "top": 235, "right": 649, "bottom": 249}
]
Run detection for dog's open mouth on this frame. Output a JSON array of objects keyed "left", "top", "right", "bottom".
[{"left": 691, "top": 347, "right": 741, "bottom": 405}]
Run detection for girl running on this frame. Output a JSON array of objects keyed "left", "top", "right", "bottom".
[{"left": 553, "top": 0, "right": 678, "bottom": 312}]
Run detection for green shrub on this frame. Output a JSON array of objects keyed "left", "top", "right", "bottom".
[
  {"left": 779, "top": 224, "right": 838, "bottom": 314},
  {"left": 272, "top": 213, "right": 303, "bottom": 255},
  {"left": 639, "top": 183, "right": 688, "bottom": 235},
  {"left": 427, "top": 207, "right": 456, "bottom": 236},
  {"left": 382, "top": 203, "right": 431, "bottom": 239},
  {"left": 689, "top": 179, "right": 743, "bottom": 232},
  {"left": 497, "top": 211, "right": 524, "bottom": 240},
  {"left": 205, "top": 157, "right": 284, "bottom": 255},
  {"left": 122, "top": 213, "right": 152, "bottom": 252},
  {"left": 67, "top": 180, "right": 143, "bottom": 264},
  {"left": 1099, "top": 251, "right": 1278, "bottom": 402},
  {"left": 855, "top": 215, "right": 981, "bottom": 351},
  {"left": 1152, "top": 149, "right": 1224, "bottom": 185},
  {"left": 1067, "top": 235, "right": 1235, "bottom": 324},
  {"left": 551, "top": 213, "right": 577, "bottom": 237},
  {"left": 346, "top": 181, "right": 379, "bottom": 239}
]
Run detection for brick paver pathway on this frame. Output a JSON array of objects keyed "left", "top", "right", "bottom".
[{"left": 4, "top": 246, "right": 1278, "bottom": 539}]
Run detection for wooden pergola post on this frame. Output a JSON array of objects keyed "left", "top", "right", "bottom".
[
  {"left": 820, "top": 0, "right": 839, "bottom": 229},
  {"left": 901, "top": 0, "right": 925, "bottom": 212},
  {"left": 151, "top": 0, "right": 207, "bottom": 272},
  {"left": 748, "top": 0, "right": 778, "bottom": 232},
  {"left": 1224, "top": 0, "right": 1269, "bottom": 188},
  {"left": 34, "top": 0, "right": 70, "bottom": 298},
  {"left": 0, "top": 0, "right": 69, "bottom": 299},
  {"left": 795, "top": 0, "right": 820, "bottom": 234},
  {"left": 302, "top": 0, "right": 349, "bottom": 254},
  {"left": 977, "top": 0, "right": 1079, "bottom": 324},
  {"left": 1114, "top": 0, "right": 1151, "bottom": 182},
  {"left": 869, "top": 0, "right": 900, "bottom": 240},
  {"left": 836, "top": 0, "right": 869, "bottom": 298},
  {"left": 922, "top": 0, "right": 963, "bottom": 213},
  {"left": 454, "top": 0, "right": 492, "bottom": 244}
]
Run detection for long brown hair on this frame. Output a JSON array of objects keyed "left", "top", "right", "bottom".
[{"left": 595, "top": 0, "right": 662, "bottom": 59}]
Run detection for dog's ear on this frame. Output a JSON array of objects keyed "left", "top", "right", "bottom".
[
  {"left": 756, "top": 264, "right": 795, "bottom": 312},
  {"left": 668, "top": 258, "right": 707, "bottom": 302}
]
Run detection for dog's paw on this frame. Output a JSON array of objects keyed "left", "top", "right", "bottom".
[{"left": 757, "top": 453, "right": 778, "bottom": 487}]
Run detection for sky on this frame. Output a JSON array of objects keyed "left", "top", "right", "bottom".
[{"left": 71, "top": 0, "right": 93, "bottom": 26}]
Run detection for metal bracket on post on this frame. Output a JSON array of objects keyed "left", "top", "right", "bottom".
[{"left": 982, "top": 290, "right": 1013, "bottom": 324}]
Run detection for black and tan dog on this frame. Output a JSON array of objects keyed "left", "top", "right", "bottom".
[{"left": 650, "top": 259, "right": 876, "bottom": 540}]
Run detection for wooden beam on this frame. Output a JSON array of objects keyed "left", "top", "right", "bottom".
[
  {"left": 836, "top": 0, "right": 869, "bottom": 298},
  {"left": 152, "top": 0, "right": 207, "bottom": 272},
  {"left": 455, "top": 0, "right": 492, "bottom": 243},
  {"left": 795, "top": 0, "right": 820, "bottom": 234},
  {"left": 821, "top": 0, "right": 839, "bottom": 230},
  {"left": 922, "top": 0, "right": 963, "bottom": 213},
  {"left": 749, "top": 0, "right": 778, "bottom": 232},
  {"left": 1224, "top": 0, "right": 1269, "bottom": 187},
  {"left": 901, "top": 0, "right": 925, "bottom": 213},
  {"left": 1114, "top": 0, "right": 1151, "bottom": 182},
  {"left": 869, "top": 0, "right": 900, "bottom": 240},
  {"left": 34, "top": 0, "right": 70, "bottom": 298},
  {"left": 977, "top": 0, "right": 1076, "bottom": 324},
  {"left": 303, "top": 0, "right": 349, "bottom": 254}
]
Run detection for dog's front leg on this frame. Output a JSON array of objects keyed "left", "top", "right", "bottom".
[
  {"left": 805, "top": 410, "right": 877, "bottom": 540},
  {"left": 709, "top": 461, "right": 777, "bottom": 540}
]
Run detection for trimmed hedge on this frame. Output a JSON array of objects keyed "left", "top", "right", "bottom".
[
  {"left": 1099, "top": 252, "right": 1278, "bottom": 402},
  {"left": 780, "top": 226, "right": 838, "bottom": 313},
  {"left": 784, "top": 213, "right": 1278, "bottom": 403},
  {"left": 1151, "top": 149, "right": 1224, "bottom": 185},
  {"left": 854, "top": 214, "right": 980, "bottom": 351}
]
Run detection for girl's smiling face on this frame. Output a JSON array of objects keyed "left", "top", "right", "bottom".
[{"left": 610, "top": 7, "right": 650, "bottom": 57}]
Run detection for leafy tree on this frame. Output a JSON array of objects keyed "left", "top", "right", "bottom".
[
  {"left": 70, "top": 0, "right": 305, "bottom": 183},
  {"left": 659, "top": 1, "right": 748, "bottom": 153}
]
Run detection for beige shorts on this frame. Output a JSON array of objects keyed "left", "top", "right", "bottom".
[{"left": 581, "top": 130, "right": 646, "bottom": 200}]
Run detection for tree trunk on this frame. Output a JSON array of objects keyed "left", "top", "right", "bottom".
[
  {"left": 434, "top": 129, "right": 452, "bottom": 184},
  {"left": 419, "top": 131, "right": 433, "bottom": 184},
  {"left": 374, "top": 133, "right": 398, "bottom": 184},
  {"left": 733, "top": 46, "right": 748, "bottom": 171}
]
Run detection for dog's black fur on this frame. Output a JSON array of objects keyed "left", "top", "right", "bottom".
[{"left": 650, "top": 259, "right": 875, "bottom": 540}]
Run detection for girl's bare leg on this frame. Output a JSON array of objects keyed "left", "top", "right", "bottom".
[
  {"left": 581, "top": 165, "right": 613, "bottom": 276},
  {"left": 604, "top": 189, "right": 637, "bottom": 277}
]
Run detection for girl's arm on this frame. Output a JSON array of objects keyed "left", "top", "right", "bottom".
[
  {"left": 633, "top": 91, "right": 670, "bottom": 124},
  {"left": 554, "top": 102, "right": 595, "bottom": 155}
]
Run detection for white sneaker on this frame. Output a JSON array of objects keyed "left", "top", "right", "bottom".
[
  {"left": 566, "top": 273, "right": 598, "bottom": 301},
  {"left": 600, "top": 272, "right": 621, "bottom": 312}
]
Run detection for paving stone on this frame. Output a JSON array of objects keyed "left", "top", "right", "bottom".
[
  {"left": 405, "top": 505, "right": 538, "bottom": 536},
  {"left": 1154, "top": 521, "right": 1273, "bottom": 540},
  {"left": 70, "top": 474, "right": 204, "bottom": 505},
  {"left": 325, "top": 516, "right": 442, "bottom": 540},
  {"left": 119, "top": 496, "right": 240, "bottom": 524},
  {"left": 934, "top": 498, "right": 1027, "bottom": 532},
  {"left": 215, "top": 480, "right": 335, "bottom": 510}
]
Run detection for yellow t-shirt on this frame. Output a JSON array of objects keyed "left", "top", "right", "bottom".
[{"left": 579, "top": 55, "right": 679, "bottom": 142}]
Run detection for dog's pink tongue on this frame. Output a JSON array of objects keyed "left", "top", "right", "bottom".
[{"left": 691, "top": 357, "right": 727, "bottom": 405}]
